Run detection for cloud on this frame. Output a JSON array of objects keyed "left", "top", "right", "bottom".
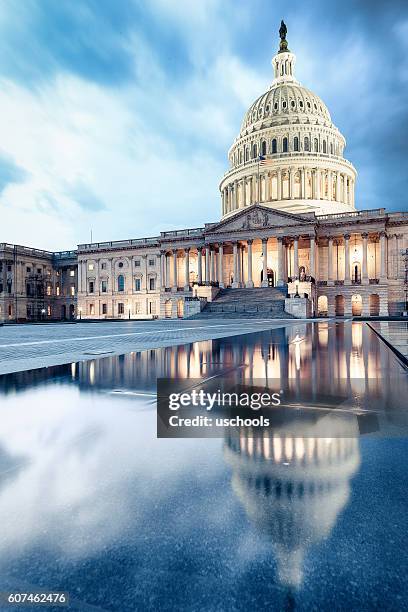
[{"left": 0, "top": 153, "right": 27, "bottom": 193}]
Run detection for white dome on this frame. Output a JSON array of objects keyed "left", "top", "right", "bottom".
[{"left": 219, "top": 24, "right": 357, "bottom": 218}]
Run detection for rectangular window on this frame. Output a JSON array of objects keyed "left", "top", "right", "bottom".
[
  {"left": 101, "top": 280, "right": 107, "bottom": 293},
  {"left": 7, "top": 265, "right": 12, "bottom": 272},
  {"left": 47, "top": 306, "right": 51, "bottom": 316},
  {"left": 0, "top": 283, "right": 3, "bottom": 293},
  {"left": 89, "top": 281, "right": 94, "bottom": 293},
  {"left": 102, "top": 303, "right": 107, "bottom": 315},
  {"left": 149, "top": 277, "right": 155, "bottom": 291},
  {"left": 88, "top": 263, "right": 94, "bottom": 271},
  {"left": 135, "top": 301, "right": 141, "bottom": 314},
  {"left": 135, "top": 260, "right": 141, "bottom": 267},
  {"left": 135, "top": 278, "right": 141, "bottom": 292},
  {"left": 118, "top": 303, "right": 124, "bottom": 315},
  {"left": 70, "top": 285, "right": 75, "bottom": 296},
  {"left": 37, "top": 268, "right": 41, "bottom": 274},
  {"left": 70, "top": 270, "right": 75, "bottom": 277},
  {"left": 150, "top": 301, "right": 156, "bottom": 314},
  {"left": 90, "top": 304, "right": 95, "bottom": 315},
  {"left": 149, "top": 258, "right": 155, "bottom": 266},
  {"left": 101, "top": 263, "right": 107, "bottom": 270},
  {"left": 46, "top": 285, "right": 52, "bottom": 296},
  {"left": 26, "top": 267, "right": 31, "bottom": 273},
  {"left": 7, "top": 281, "right": 12, "bottom": 294},
  {"left": 56, "top": 285, "right": 60, "bottom": 296}
]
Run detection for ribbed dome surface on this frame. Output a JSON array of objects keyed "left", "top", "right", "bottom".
[{"left": 241, "top": 82, "right": 332, "bottom": 135}]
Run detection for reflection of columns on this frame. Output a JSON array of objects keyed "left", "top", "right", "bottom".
[
  {"left": 310, "top": 236, "right": 316, "bottom": 279},
  {"left": 328, "top": 236, "right": 334, "bottom": 285},
  {"left": 277, "top": 237, "right": 284, "bottom": 285},
  {"left": 293, "top": 236, "right": 299, "bottom": 278},
  {"left": 160, "top": 250, "right": 166, "bottom": 289},
  {"left": 246, "top": 239, "right": 254, "bottom": 288},
  {"left": 362, "top": 233, "right": 369, "bottom": 285},
  {"left": 218, "top": 244, "right": 224, "bottom": 288},
  {"left": 205, "top": 246, "right": 211, "bottom": 283},
  {"left": 380, "top": 232, "right": 387, "bottom": 280},
  {"left": 184, "top": 248, "right": 190, "bottom": 290},
  {"left": 172, "top": 250, "right": 178, "bottom": 291},
  {"left": 197, "top": 247, "right": 203, "bottom": 284},
  {"left": 232, "top": 242, "right": 239, "bottom": 288},
  {"left": 344, "top": 234, "right": 351, "bottom": 285},
  {"left": 261, "top": 238, "right": 268, "bottom": 287}
]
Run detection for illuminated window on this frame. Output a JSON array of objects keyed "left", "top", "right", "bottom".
[
  {"left": 70, "top": 270, "right": 75, "bottom": 277},
  {"left": 70, "top": 285, "right": 75, "bottom": 296},
  {"left": 56, "top": 285, "right": 60, "bottom": 296},
  {"left": 46, "top": 285, "right": 51, "bottom": 296},
  {"left": 88, "top": 263, "right": 94, "bottom": 271}
]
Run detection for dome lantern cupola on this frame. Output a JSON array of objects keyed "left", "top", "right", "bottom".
[{"left": 272, "top": 20, "right": 298, "bottom": 85}]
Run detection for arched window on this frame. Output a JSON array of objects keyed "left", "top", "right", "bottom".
[
  {"left": 245, "top": 147, "right": 249, "bottom": 162},
  {"left": 293, "top": 136, "right": 299, "bottom": 151},
  {"left": 272, "top": 139, "right": 277, "bottom": 154},
  {"left": 261, "top": 140, "right": 267, "bottom": 156},
  {"left": 304, "top": 137, "right": 310, "bottom": 152},
  {"left": 330, "top": 143, "right": 333, "bottom": 155},
  {"left": 252, "top": 143, "right": 258, "bottom": 159},
  {"left": 282, "top": 137, "right": 288, "bottom": 153},
  {"left": 314, "top": 138, "right": 319, "bottom": 152},
  {"left": 323, "top": 140, "right": 327, "bottom": 154},
  {"left": 117, "top": 274, "right": 125, "bottom": 292},
  {"left": 239, "top": 150, "right": 243, "bottom": 164}
]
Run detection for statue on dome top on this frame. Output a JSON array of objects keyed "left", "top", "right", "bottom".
[{"left": 279, "top": 19, "right": 289, "bottom": 53}]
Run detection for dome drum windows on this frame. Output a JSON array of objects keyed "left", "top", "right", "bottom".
[
  {"left": 293, "top": 136, "right": 299, "bottom": 152},
  {"left": 261, "top": 140, "right": 267, "bottom": 156},
  {"left": 272, "top": 139, "right": 277, "bottom": 154},
  {"left": 282, "top": 137, "right": 288, "bottom": 153},
  {"left": 304, "top": 137, "right": 310, "bottom": 152}
]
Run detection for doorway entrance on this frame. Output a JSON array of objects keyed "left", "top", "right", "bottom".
[{"left": 260, "top": 268, "right": 275, "bottom": 287}]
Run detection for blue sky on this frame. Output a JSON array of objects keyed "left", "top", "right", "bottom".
[{"left": 0, "top": 0, "right": 407, "bottom": 250}]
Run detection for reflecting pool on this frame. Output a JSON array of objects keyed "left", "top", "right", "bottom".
[{"left": 0, "top": 322, "right": 407, "bottom": 611}]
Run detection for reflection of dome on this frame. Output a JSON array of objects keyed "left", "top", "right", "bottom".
[
  {"left": 224, "top": 414, "right": 361, "bottom": 588},
  {"left": 220, "top": 23, "right": 357, "bottom": 218}
]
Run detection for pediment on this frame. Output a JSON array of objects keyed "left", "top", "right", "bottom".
[{"left": 205, "top": 205, "right": 314, "bottom": 235}]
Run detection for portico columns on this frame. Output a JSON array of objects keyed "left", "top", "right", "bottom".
[
  {"left": 277, "top": 237, "right": 284, "bottom": 286},
  {"left": 172, "top": 250, "right": 178, "bottom": 291},
  {"left": 184, "top": 248, "right": 190, "bottom": 290},
  {"left": 380, "top": 232, "right": 387, "bottom": 281},
  {"left": 160, "top": 250, "right": 166, "bottom": 289},
  {"left": 344, "top": 234, "right": 351, "bottom": 285},
  {"left": 218, "top": 244, "right": 224, "bottom": 288},
  {"left": 310, "top": 236, "right": 316, "bottom": 279},
  {"left": 289, "top": 168, "right": 295, "bottom": 199},
  {"left": 205, "top": 246, "right": 211, "bottom": 284},
  {"left": 232, "top": 242, "right": 239, "bottom": 288},
  {"left": 293, "top": 236, "right": 299, "bottom": 279},
  {"left": 362, "top": 233, "right": 369, "bottom": 285},
  {"left": 277, "top": 169, "right": 282, "bottom": 200},
  {"left": 328, "top": 237, "right": 334, "bottom": 286},
  {"left": 261, "top": 238, "right": 268, "bottom": 287},
  {"left": 246, "top": 240, "right": 254, "bottom": 288},
  {"left": 197, "top": 247, "right": 203, "bottom": 284}
]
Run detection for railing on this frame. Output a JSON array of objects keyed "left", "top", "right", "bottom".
[
  {"left": 53, "top": 250, "right": 77, "bottom": 259},
  {"left": 160, "top": 228, "right": 204, "bottom": 238},
  {"left": 317, "top": 208, "right": 385, "bottom": 220},
  {"left": 78, "top": 237, "right": 159, "bottom": 250},
  {"left": 223, "top": 152, "right": 356, "bottom": 176}
]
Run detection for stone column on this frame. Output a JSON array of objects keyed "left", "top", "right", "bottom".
[
  {"left": 265, "top": 173, "right": 270, "bottom": 202},
  {"left": 218, "top": 244, "right": 224, "bottom": 288},
  {"left": 261, "top": 238, "right": 268, "bottom": 287},
  {"left": 171, "top": 251, "right": 178, "bottom": 292},
  {"left": 391, "top": 234, "right": 398, "bottom": 279},
  {"left": 289, "top": 168, "right": 295, "bottom": 199},
  {"left": 246, "top": 239, "right": 254, "bottom": 288},
  {"left": 238, "top": 244, "right": 243, "bottom": 285},
  {"left": 293, "top": 236, "right": 299, "bottom": 278},
  {"left": 197, "top": 247, "right": 203, "bottom": 283},
  {"left": 362, "top": 233, "right": 369, "bottom": 285},
  {"left": 184, "top": 248, "right": 190, "bottom": 290},
  {"left": 160, "top": 250, "right": 166, "bottom": 289},
  {"left": 277, "top": 237, "right": 284, "bottom": 286},
  {"left": 316, "top": 169, "right": 321, "bottom": 200},
  {"left": 301, "top": 168, "right": 306, "bottom": 199},
  {"left": 344, "top": 234, "right": 351, "bottom": 285},
  {"left": 328, "top": 171, "right": 333, "bottom": 201},
  {"left": 232, "top": 242, "right": 239, "bottom": 288},
  {"left": 277, "top": 169, "right": 282, "bottom": 200},
  {"left": 242, "top": 180, "right": 246, "bottom": 207},
  {"left": 205, "top": 246, "right": 211, "bottom": 284},
  {"left": 380, "top": 232, "right": 387, "bottom": 281},
  {"left": 210, "top": 247, "right": 215, "bottom": 282},
  {"left": 336, "top": 171, "right": 341, "bottom": 201},
  {"left": 310, "top": 236, "right": 316, "bottom": 279},
  {"left": 233, "top": 181, "right": 238, "bottom": 210},
  {"left": 328, "top": 236, "right": 334, "bottom": 285}
]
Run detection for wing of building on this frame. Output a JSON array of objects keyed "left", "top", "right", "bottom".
[{"left": 1, "top": 23, "right": 407, "bottom": 322}]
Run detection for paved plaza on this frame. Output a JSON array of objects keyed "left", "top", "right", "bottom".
[
  {"left": 0, "top": 318, "right": 304, "bottom": 374},
  {"left": 368, "top": 321, "right": 408, "bottom": 363}
]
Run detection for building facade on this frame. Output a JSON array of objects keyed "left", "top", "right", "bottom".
[{"left": 1, "top": 25, "right": 407, "bottom": 323}]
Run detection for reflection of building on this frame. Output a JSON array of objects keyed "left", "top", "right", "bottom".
[
  {"left": 224, "top": 417, "right": 361, "bottom": 588},
  {"left": 2, "top": 23, "right": 407, "bottom": 322}
]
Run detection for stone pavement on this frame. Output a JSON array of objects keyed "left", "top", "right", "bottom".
[
  {"left": 0, "top": 318, "right": 302, "bottom": 375},
  {"left": 368, "top": 321, "right": 408, "bottom": 365}
]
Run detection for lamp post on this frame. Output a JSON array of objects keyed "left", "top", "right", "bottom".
[
  {"left": 41, "top": 308, "right": 46, "bottom": 321},
  {"left": 79, "top": 307, "right": 82, "bottom": 321}
]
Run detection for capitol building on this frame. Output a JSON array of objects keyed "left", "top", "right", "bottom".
[{"left": 1, "top": 23, "right": 407, "bottom": 322}]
